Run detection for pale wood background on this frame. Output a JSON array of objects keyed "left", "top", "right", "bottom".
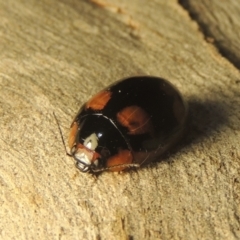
[{"left": 1, "top": 0, "right": 240, "bottom": 239}]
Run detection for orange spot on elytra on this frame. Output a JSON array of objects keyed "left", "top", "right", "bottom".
[
  {"left": 107, "top": 150, "right": 133, "bottom": 172},
  {"left": 86, "top": 91, "right": 112, "bottom": 110},
  {"left": 117, "top": 106, "right": 153, "bottom": 135},
  {"left": 68, "top": 122, "right": 78, "bottom": 148}
]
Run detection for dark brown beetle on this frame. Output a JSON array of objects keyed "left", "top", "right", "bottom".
[{"left": 68, "top": 76, "right": 188, "bottom": 173}]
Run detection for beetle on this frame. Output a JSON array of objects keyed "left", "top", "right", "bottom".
[{"left": 68, "top": 76, "right": 188, "bottom": 173}]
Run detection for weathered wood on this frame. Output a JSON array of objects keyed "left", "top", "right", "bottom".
[
  {"left": 180, "top": 0, "right": 240, "bottom": 68},
  {"left": 0, "top": 0, "right": 240, "bottom": 239}
]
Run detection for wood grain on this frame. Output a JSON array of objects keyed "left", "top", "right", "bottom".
[
  {"left": 0, "top": 0, "right": 240, "bottom": 239},
  {"left": 179, "top": 0, "right": 240, "bottom": 68}
]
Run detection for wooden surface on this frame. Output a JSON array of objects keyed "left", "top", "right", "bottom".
[
  {"left": 1, "top": 0, "right": 240, "bottom": 239},
  {"left": 180, "top": 0, "right": 240, "bottom": 68}
]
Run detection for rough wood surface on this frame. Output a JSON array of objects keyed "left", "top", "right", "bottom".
[
  {"left": 179, "top": 0, "right": 240, "bottom": 68},
  {"left": 1, "top": 0, "right": 240, "bottom": 239}
]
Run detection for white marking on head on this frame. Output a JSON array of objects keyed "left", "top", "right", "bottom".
[
  {"left": 74, "top": 152, "right": 91, "bottom": 166},
  {"left": 84, "top": 133, "right": 98, "bottom": 150},
  {"left": 86, "top": 141, "right": 92, "bottom": 149}
]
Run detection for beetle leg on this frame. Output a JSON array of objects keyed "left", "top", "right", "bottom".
[{"left": 91, "top": 163, "right": 140, "bottom": 173}]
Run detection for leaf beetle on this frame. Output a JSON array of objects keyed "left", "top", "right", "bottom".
[{"left": 68, "top": 76, "right": 188, "bottom": 173}]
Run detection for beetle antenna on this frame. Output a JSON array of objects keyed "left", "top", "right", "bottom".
[{"left": 53, "top": 112, "right": 72, "bottom": 157}]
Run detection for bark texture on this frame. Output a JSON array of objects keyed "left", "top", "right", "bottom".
[{"left": 0, "top": 0, "right": 240, "bottom": 239}]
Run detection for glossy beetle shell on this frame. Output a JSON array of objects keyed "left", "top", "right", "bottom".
[{"left": 69, "top": 76, "right": 187, "bottom": 173}]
